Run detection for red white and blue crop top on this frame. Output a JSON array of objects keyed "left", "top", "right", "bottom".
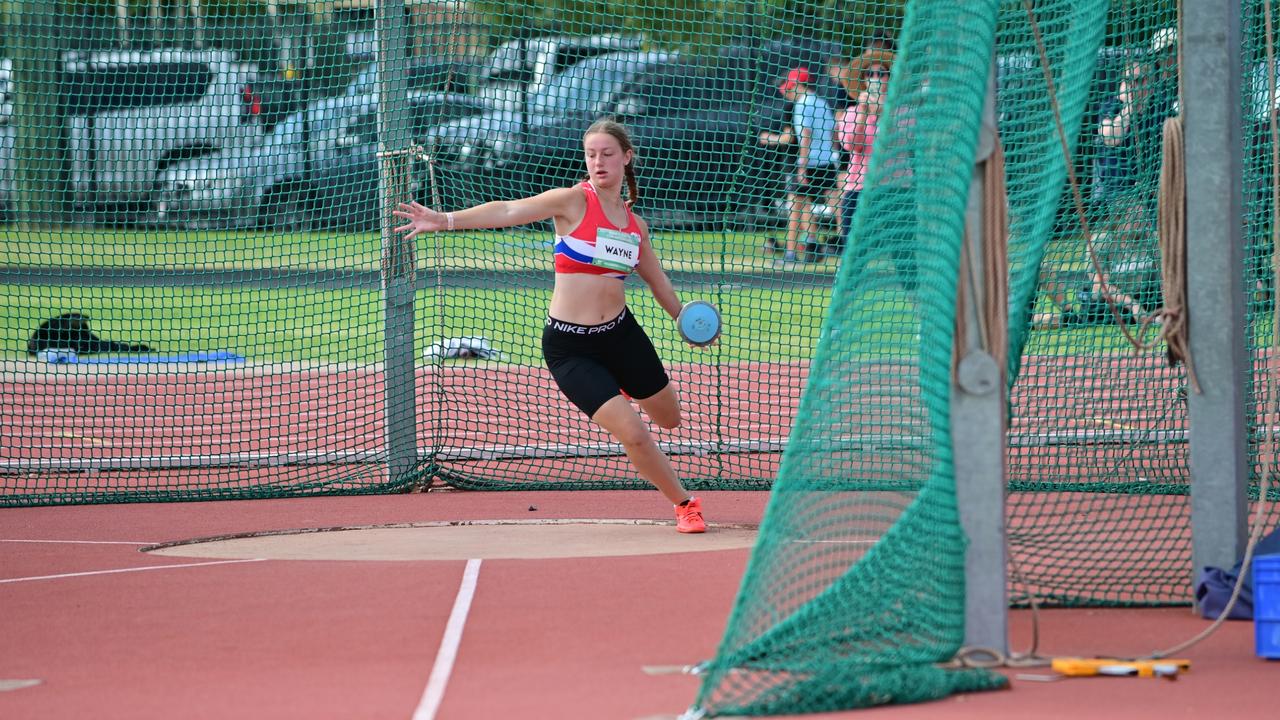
[{"left": 553, "top": 182, "right": 642, "bottom": 279}]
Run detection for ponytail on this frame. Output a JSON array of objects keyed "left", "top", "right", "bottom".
[{"left": 623, "top": 162, "right": 639, "bottom": 209}]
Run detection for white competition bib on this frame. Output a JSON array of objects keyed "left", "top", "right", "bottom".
[{"left": 592, "top": 228, "right": 641, "bottom": 272}]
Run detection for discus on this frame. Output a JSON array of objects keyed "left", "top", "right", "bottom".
[{"left": 677, "top": 300, "right": 722, "bottom": 346}]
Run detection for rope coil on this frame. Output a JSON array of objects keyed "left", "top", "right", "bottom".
[{"left": 1153, "top": 115, "right": 1199, "bottom": 391}]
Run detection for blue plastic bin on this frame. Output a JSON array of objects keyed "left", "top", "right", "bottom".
[{"left": 1256, "top": 553, "right": 1280, "bottom": 660}]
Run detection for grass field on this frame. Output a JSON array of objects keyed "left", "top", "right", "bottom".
[
  {"left": 2, "top": 226, "right": 1204, "bottom": 364},
  {"left": 0, "top": 227, "right": 811, "bottom": 273},
  {"left": 2, "top": 227, "right": 842, "bottom": 363},
  {"left": 3, "top": 284, "right": 845, "bottom": 364}
]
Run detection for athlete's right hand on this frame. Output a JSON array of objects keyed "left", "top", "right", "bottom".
[{"left": 393, "top": 201, "right": 445, "bottom": 240}]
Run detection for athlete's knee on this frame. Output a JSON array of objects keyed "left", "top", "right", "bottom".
[
  {"left": 639, "top": 387, "right": 682, "bottom": 429},
  {"left": 650, "top": 409, "right": 682, "bottom": 430},
  {"left": 612, "top": 421, "right": 654, "bottom": 448},
  {"left": 591, "top": 397, "right": 649, "bottom": 446}
]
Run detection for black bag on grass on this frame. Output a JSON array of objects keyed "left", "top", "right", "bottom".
[{"left": 27, "top": 313, "right": 152, "bottom": 356}]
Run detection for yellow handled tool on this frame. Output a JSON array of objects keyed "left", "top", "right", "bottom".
[{"left": 1051, "top": 657, "right": 1191, "bottom": 678}]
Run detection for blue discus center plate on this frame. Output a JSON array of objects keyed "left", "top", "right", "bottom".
[{"left": 678, "top": 301, "right": 722, "bottom": 346}]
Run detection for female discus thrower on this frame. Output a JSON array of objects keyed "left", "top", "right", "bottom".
[{"left": 393, "top": 119, "right": 708, "bottom": 533}]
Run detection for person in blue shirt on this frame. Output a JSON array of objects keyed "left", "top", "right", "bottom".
[{"left": 759, "top": 67, "right": 839, "bottom": 265}]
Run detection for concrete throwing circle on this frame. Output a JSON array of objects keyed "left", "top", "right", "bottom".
[{"left": 142, "top": 519, "right": 759, "bottom": 561}]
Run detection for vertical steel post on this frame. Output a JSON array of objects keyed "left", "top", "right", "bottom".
[
  {"left": 954, "top": 62, "right": 1008, "bottom": 652},
  {"left": 375, "top": 0, "right": 419, "bottom": 485},
  {"left": 1184, "top": 5, "right": 1250, "bottom": 584}
]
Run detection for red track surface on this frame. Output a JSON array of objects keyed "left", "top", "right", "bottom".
[
  {"left": 0, "top": 491, "right": 1273, "bottom": 720},
  {"left": 2, "top": 353, "right": 1186, "bottom": 499},
  {"left": 1, "top": 363, "right": 807, "bottom": 463},
  {"left": 1, "top": 354, "right": 1267, "bottom": 717},
  {"left": 2, "top": 354, "right": 1190, "bottom": 465}
]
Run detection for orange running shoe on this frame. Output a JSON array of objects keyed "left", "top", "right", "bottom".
[{"left": 675, "top": 497, "right": 706, "bottom": 533}]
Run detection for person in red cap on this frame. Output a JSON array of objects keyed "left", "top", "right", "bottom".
[{"left": 759, "top": 66, "right": 840, "bottom": 265}]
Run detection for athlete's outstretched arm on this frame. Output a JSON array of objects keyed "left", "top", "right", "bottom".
[{"left": 394, "top": 187, "right": 582, "bottom": 239}]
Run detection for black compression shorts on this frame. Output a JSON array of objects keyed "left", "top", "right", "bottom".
[{"left": 541, "top": 307, "right": 670, "bottom": 418}]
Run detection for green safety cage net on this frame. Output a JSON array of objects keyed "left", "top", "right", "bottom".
[{"left": 3, "top": 4, "right": 1280, "bottom": 714}]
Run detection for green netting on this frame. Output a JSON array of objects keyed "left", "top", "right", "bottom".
[
  {"left": 690, "top": 0, "right": 1280, "bottom": 714},
  {"left": 689, "top": 0, "right": 1015, "bottom": 714},
  {"left": 3, "top": 0, "right": 1280, "bottom": 690},
  {"left": 2, "top": 1, "right": 896, "bottom": 502}
]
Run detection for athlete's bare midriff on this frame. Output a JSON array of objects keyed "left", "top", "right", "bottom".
[{"left": 548, "top": 273, "right": 628, "bottom": 325}]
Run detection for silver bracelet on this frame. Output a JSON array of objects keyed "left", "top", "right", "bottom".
[{"left": 446, "top": 212, "right": 455, "bottom": 231}]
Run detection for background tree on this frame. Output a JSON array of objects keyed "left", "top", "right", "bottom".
[{"left": 467, "top": 0, "right": 907, "bottom": 57}]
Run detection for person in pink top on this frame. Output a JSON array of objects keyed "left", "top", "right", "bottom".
[
  {"left": 393, "top": 119, "right": 708, "bottom": 533},
  {"left": 835, "top": 62, "right": 888, "bottom": 255}
]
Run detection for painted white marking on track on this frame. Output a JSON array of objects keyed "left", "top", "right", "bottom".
[
  {"left": 0, "top": 539, "right": 153, "bottom": 545},
  {"left": 0, "top": 558, "right": 268, "bottom": 584},
  {"left": 412, "top": 558, "right": 482, "bottom": 720},
  {"left": 0, "top": 679, "right": 42, "bottom": 692}
]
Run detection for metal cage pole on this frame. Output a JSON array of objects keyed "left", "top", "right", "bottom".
[
  {"left": 1184, "top": 3, "right": 1250, "bottom": 585},
  {"left": 954, "top": 60, "right": 1008, "bottom": 654},
  {"left": 375, "top": 0, "right": 420, "bottom": 485}
]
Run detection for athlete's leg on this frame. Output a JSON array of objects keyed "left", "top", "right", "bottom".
[
  {"left": 634, "top": 382, "right": 681, "bottom": 430},
  {"left": 591, "top": 395, "right": 688, "bottom": 504}
]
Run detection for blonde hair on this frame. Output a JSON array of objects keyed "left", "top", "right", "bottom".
[{"left": 583, "top": 119, "right": 640, "bottom": 209}]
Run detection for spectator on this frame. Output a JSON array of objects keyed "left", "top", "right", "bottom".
[
  {"left": 1150, "top": 26, "right": 1179, "bottom": 112},
  {"left": 845, "top": 59, "right": 920, "bottom": 294},
  {"left": 846, "top": 47, "right": 896, "bottom": 100},
  {"left": 865, "top": 27, "right": 897, "bottom": 54},
  {"left": 1092, "top": 58, "right": 1175, "bottom": 210},
  {"left": 820, "top": 46, "right": 896, "bottom": 258},
  {"left": 1034, "top": 202, "right": 1162, "bottom": 328},
  {"left": 759, "top": 66, "right": 840, "bottom": 265},
  {"left": 836, "top": 60, "right": 889, "bottom": 256},
  {"left": 819, "top": 55, "right": 853, "bottom": 120},
  {"left": 817, "top": 55, "right": 857, "bottom": 248}
]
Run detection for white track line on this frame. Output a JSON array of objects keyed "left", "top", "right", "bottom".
[
  {"left": 0, "top": 558, "right": 267, "bottom": 584},
  {"left": 0, "top": 539, "right": 153, "bottom": 545},
  {"left": 412, "top": 558, "right": 482, "bottom": 720}
]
